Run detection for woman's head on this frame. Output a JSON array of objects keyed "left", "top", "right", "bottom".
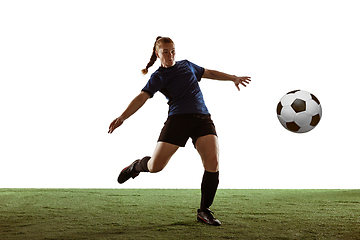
[{"left": 142, "top": 36, "right": 175, "bottom": 75}]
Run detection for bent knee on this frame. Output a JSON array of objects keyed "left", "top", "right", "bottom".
[
  {"left": 147, "top": 161, "right": 166, "bottom": 173},
  {"left": 149, "top": 166, "right": 163, "bottom": 173}
]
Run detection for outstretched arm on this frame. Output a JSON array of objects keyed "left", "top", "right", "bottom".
[
  {"left": 108, "top": 91, "right": 150, "bottom": 134},
  {"left": 202, "top": 69, "right": 251, "bottom": 91}
]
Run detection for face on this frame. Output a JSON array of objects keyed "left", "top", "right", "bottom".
[{"left": 156, "top": 43, "right": 176, "bottom": 68}]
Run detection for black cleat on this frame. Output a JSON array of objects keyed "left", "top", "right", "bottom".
[
  {"left": 197, "top": 208, "right": 221, "bottom": 226},
  {"left": 117, "top": 160, "right": 140, "bottom": 184}
]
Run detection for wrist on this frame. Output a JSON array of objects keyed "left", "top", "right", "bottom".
[{"left": 119, "top": 115, "right": 126, "bottom": 122}]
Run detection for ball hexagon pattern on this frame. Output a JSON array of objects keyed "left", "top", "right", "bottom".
[{"left": 277, "top": 90, "right": 322, "bottom": 133}]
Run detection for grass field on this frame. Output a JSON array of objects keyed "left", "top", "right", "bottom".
[{"left": 0, "top": 189, "right": 359, "bottom": 240}]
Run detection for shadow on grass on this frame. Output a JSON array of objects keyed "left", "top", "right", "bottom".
[{"left": 76, "top": 220, "right": 211, "bottom": 240}]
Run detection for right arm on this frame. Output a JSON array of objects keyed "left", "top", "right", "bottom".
[{"left": 108, "top": 91, "right": 150, "bottom": 134}]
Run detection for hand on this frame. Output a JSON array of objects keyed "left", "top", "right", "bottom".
[
  {"left": 108, "top": 116, "right": 125, "bottom": 134},
  {"left": 233, "top": 76, "right": 251, "bottom": 91}
]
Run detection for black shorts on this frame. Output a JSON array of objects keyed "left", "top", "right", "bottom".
[{"left": 158, "top": 114, "right": 217, "bottom": 148}]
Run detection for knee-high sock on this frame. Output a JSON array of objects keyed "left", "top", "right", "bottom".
[
  {"left": 200, "top": 170, "right": 219, "bottom": 211},
  {"left": 134, "top": 156, "right": 151, "bottom": 173}
]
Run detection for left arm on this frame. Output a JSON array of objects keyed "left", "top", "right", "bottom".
[{"left": 202, "top": 69, "right": 251, "bottom": 91}]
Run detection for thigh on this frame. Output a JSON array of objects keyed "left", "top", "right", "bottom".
[
  {"left": 195, "top": 134, "right": 219, "bottom": 172},
  {"left": 148, "top": 141, "right": 179, "bottom": 173}
]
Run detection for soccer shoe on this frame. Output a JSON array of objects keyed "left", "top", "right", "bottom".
[
  {"left": 197, "top": 208, "right": 221, "bottom": 226},
  {"left": 117, "top": 160, "right": 140, "bottom": 184}
]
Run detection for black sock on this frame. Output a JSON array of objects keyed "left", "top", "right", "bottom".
[
  {"left": 200, "top": 170, "right": 219, "bottom": 212},
  {"left": 134, "top": 156, "right": 151, "bottom": 173}
]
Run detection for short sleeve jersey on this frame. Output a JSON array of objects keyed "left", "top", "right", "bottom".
[{"left": 142, "top": 60, "right": 210, "bottom": 116}]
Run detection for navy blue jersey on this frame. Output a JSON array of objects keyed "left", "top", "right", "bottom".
[{"left": 142, "top": 60, "right": 210, "bottom": 116}]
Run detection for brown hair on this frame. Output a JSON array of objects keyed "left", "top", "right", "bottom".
[{"left": 141, "top": 36, "right": 174, "bottom": 75}]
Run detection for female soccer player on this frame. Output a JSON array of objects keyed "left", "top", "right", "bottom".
[{"left": 108, "top": 36, "right": 251, "bottom": 226}]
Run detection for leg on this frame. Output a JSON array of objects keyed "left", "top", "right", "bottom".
[
  {"left": 196, "top": 134, "right": 220, "bottom": 210},
  {"left": 147, "top": 141, "right": 179, "bottom": 173},
  {"left": 118, "top": 141, "right": 179, "bottom": 184},
  {"left": 195, "top": 134, "right": 221, "bottom": 226}
]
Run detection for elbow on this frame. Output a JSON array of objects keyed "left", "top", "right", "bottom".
[
  {"left": 140, "top": 91, "right": 151, "bottom": 100},
  {"left": 137, "top": 91, "right": 150, "bottom": 104}
]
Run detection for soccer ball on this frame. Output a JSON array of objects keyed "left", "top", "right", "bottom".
[{"left": 276, "top": 90, "right": 322, "bottom": 133}]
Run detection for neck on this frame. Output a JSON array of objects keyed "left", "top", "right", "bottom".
[{"left": 161, "top": 61, "right": 175, "bottom": 68}]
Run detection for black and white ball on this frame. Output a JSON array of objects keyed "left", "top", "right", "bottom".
[{"left": 277, "top": 90, "right": 322, "bottom": 133}]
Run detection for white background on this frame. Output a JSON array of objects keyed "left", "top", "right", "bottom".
[{"left": 1, "top": 0, "right": 359, "bottom": 189}]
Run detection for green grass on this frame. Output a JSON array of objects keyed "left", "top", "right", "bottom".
[{"left": 1, "top": 189, "right": 359, "bottom": 239}]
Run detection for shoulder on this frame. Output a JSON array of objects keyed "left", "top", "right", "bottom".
[
  {"left": 175, "top": 59, "right": 189, "bottom": 66},
  {"left": 182, "top": 59, "right": 202, "bottom": 68},
  {"left": 148, "top": 71, "right": 162, "bottom": 83},
  {"left": 149, "top": 67, "right": 163, "bottom": 78},
  {"left": 176, "top": 60, "right": 201, "bottom": 69}
]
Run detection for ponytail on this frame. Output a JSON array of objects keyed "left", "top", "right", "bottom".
[{"left": 141, "top": 36, "right": 174, "bottom": 75}]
